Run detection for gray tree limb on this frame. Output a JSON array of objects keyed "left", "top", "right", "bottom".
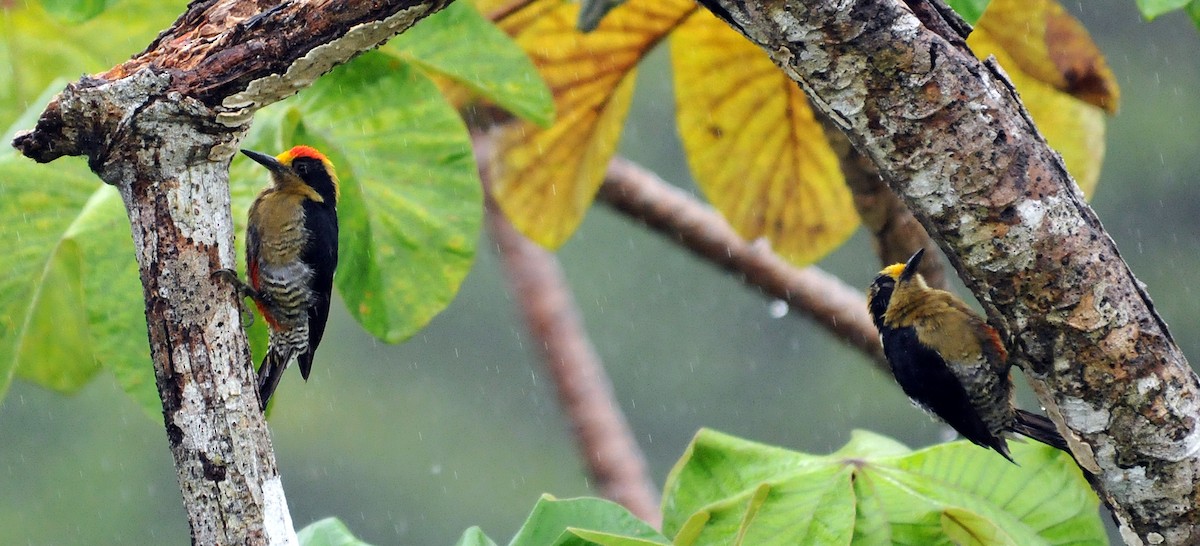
[
  {"left": 695, "top": 0, "right": 1199, "bottom": 543},
  {"left": 11, "top": 1, "right": 452, "bottom": 544}
]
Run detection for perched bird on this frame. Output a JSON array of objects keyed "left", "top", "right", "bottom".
[
  {"left": 868, "top": 249, "right": 1066, "bottom": 461},
  {"left": 218, "top": 146, "right": 339, "bottom": 410}
]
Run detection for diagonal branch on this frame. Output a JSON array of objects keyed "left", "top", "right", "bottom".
[
  {"left": 11, "top": 2, "right": 453, "bottom": 544},
  {"left": 696, "top": 0, "right": 1199, "bottom": 542},
  {"left": 597, "top": 157, "right": 886, "bottom": 370}
]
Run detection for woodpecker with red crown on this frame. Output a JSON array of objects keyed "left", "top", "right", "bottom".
[
  {"left": 868, "top": 249, "right": 1067, "bottom": 461},
  {"left": 219, "top": 145, "right": 339, "bottom": 410}
]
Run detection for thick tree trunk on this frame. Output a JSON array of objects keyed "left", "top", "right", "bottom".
[
  {"left": 695, "top": 1, "right": 1200, "bottom": 543},
  {"left": 11, "top": 1, "right": 452, "bottom": 544}
]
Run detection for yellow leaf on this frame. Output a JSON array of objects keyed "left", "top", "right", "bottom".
[
  {"left": 671, "top": 11, "right": 855, "bottom": 266},
  {"left": 969, "top": 0, "right": 1115, "bottom": 197},
  {"left": 484, "top": 0, "right": 696, "bottom": 248},
  {"left": 973, "top": 0, "right": 1120, "bottom": 113}
]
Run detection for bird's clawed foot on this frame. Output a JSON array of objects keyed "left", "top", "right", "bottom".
[{"left": 213, "top": 269, "right": 257, "bottom": 327}]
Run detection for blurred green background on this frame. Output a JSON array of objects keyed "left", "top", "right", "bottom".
[{"left": 1, "top": 1, "right": 1198, "bottom": 544}]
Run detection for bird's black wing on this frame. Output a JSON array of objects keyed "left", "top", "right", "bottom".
[
  {"left": 880, "top": 323, "right": 1014, "bottom": 461},
  {"left": 298, "top": 200, "right": 338, "bottom": 380}
]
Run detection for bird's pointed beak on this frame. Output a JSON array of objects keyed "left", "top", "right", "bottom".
[
  {"left": 900, "top": 248, "right": 926, "bottom": 282},
  {"left": 241, "top": 149, "right": 285, "bottom": 173}
]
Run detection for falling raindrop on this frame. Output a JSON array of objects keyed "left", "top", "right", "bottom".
[{"left": 767, "top": 299, "right": 788, "bottom": 318}]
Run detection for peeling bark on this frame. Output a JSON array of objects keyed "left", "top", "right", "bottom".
[
  {"left": 11, "top": 1, "right": 451, "bottom": 544},
  {"left": 695, "top": 0, "right": 1200, "bottom": 542}
]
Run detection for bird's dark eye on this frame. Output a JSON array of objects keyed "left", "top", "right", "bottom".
[{"left": 295, "top": 162, "right": 310, "bottom": 174}]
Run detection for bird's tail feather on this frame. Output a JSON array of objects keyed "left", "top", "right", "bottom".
[
  {"left": 257, "top": 348, "right": 293, "bottom": 410},
  {"left": 1012, "top": 409, "right": 1069, "bottom": 451},
  {"left": 1015, "top": 409, "right": 1113, "bottom": 512}
]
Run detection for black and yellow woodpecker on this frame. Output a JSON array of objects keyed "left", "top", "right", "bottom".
[
  {"left": 220, "top": 145, "right": 339, "bottom": 410},
  {"left": 868, "top": 249, "right": 1066, "bottom": 461}
]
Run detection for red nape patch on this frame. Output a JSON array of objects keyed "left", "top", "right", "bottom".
[{"left": 281, "top": 145, "right": 328, "bottom": 163}]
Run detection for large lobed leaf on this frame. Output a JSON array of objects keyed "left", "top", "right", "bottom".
[
  {"left": 387, "top": 1, "right": 554, "bottom": 127},
  {"left": 453, "top": 429, "right": 1104, "bottom": 545},
  {"left": 968, "top": 0, "right": 1119, "bottom": 197},
  {"left": 0, "top": 0, "right": 173, "bottom": 411},
  {"left": 280, "top": 53, "right": 481, "bottom": 344},
  {"left": 0, "top": 154, "right": 103, "bottom": 401},
  {"left": 671, "top": 10, "right": 856, "bottom": 266},
  {"left": 481, "top": 0, "right": 859, "bottom": 266},
  {"left": 662, "top": 429, "right": 1106, "bottom": 545},
  {"left": 2, "top": 1, "right": 550, "bottom": 413},
  {"left": 483, "top": 0, "right": 1117, "bottom": 265},
  {"left": 478, "top": 0, "right": 696, "bottom": 249},
  {"left": 507, "top": 495, "right": 669, "bottom": 546}
]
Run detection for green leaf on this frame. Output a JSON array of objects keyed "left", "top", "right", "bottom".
[
  {"left": 13, "top": 235, "right": 96, "bottom": 391},
  {"left": 69, "top": 186, "right": 157, "bottom": 413},
  {"left": 661, "top": 429, "right": 829, "bottom": 536},
  {"left": 1, "top": 89, "right": 156, "bottom": 413},
  {"left": 672, "top": 466, "right": 857, "bottom": 546},
  {"left": 887, "top": 441, "right": 1105, "bottom": 544},
  {"left": 454, "top": 527, "right": 499, "bottom": 546},
  {"left": 942, "top": 508, "right": 1021, "bottom": 546},
  {"left": 661, "top": 429, "right": 1106, "bottom": 545},
  {"left": 830, "top": 429, "right": 912, "bottom": 459},
  {"left": 509, "top": 495, "right": 668, "bottom": 546},
  {"left": 39, "top": 0, "right": 114, "bottom": 23},
  {"left": 1136, "top": 0, "right": 1192, "bottom": 18},
  {"left": 386, "top": 1, "right": 554, "bottom": 126},
  {"left": 0, "top": 0, "right": 184, "bottom": 122},
  {"left": 298, "top": 517, "right": 375, "bottom": 546},
  {"left": 0, "top": 154, "right": 105, "bottom": 400},
  {"left": 1188, "top": 0, "right": 1200, "bottom": 30},
  {"left": 4, "top": 161, "right": 156, "bottom": 414},
  {"left": 561, "top": 528, "right": 668, "bottom": 546},
  {"left": 945, "top": 0, "right": 991, "bottom": 24},
  {"left": 291, "top": 52, "right": 481, "bottom": 344}
]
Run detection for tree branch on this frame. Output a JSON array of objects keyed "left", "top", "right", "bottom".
[
  {"left": 476, "top": 139, "right": 662, "bottom": 526},
  {"left": 822, "top": 121, "right": 947, "bottom": 288},
  {"left": 11, "top": 1, "right": 452, "bottom": 544},
  {"left": 597, "top": 157, "right": 886, "bottom": 370},
  {"left": 697, "top": 0, "right": 1199, "bottom": 542}
]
